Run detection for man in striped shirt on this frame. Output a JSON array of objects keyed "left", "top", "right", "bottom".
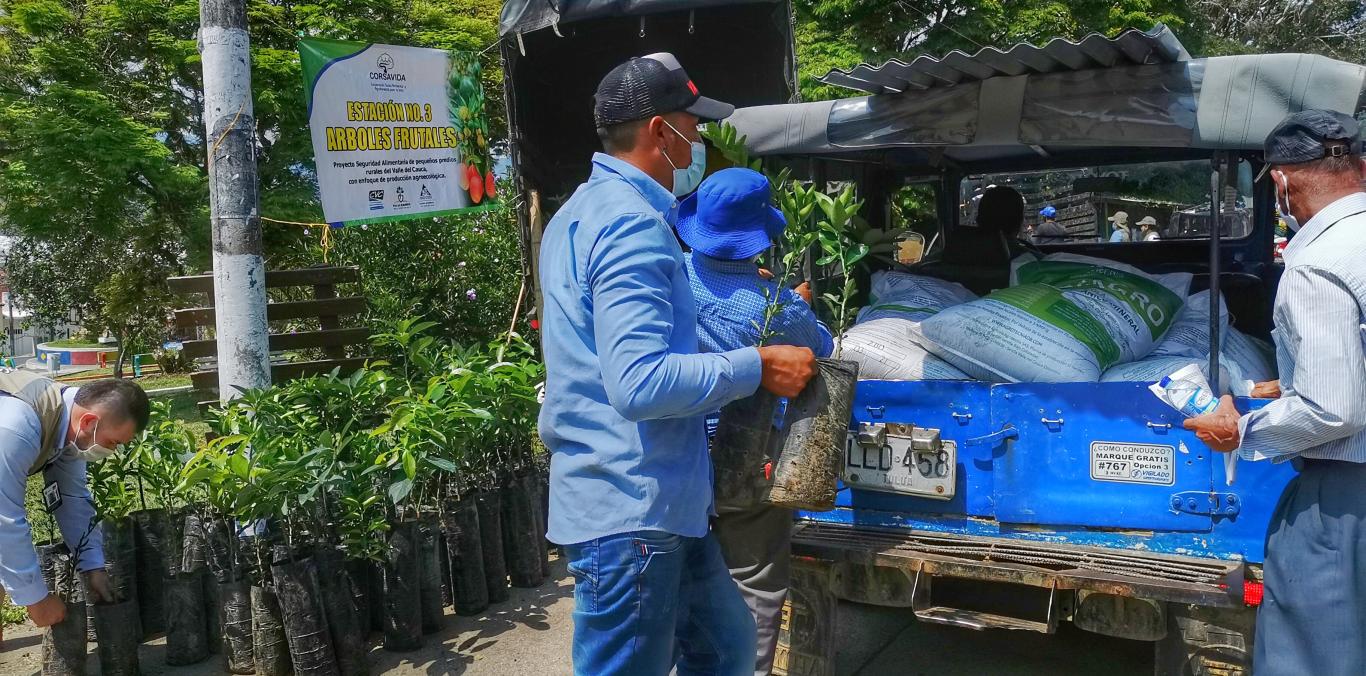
[{"left": 1185, "top": 109, "right": 1366, "bottom": 676}]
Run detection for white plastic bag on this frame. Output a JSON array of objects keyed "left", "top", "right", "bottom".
[
  {"left": 856, "top": 271, "right": 977, "bottom": 324},
  {"left": 1150, "top": 290, "right": 1228, "bottom": 360},
  {"left": 841, "top": 318, "right": 970, "bottom": 381}
]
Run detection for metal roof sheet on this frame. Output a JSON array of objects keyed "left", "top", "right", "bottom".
[{"left": 819, "top": 24, "right": 1191, "bottom": 94}]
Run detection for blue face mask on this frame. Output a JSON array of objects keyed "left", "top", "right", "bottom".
[{"left": 662, "top": 119, "right": 705, "bottom": 197}]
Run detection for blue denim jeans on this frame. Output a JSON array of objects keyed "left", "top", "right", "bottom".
[{"left": 564, "top": 530, "right": 757, "bottom": 676}]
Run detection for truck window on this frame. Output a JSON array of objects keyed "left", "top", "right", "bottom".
[
  {"left": 887, "top": 182, "right": 939, "bottom": 265},
  {"left": 961, "top": 159, "right": 1254, "bottom": 246}
]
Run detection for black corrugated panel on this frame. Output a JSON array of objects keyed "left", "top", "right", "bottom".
[{"left": 819, "top": 24, "right": 1191, "bottom": 94}]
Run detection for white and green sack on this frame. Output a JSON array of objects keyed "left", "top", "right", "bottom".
[{"left": 910, "top": 253, "right": 1192, "bottom": 382}]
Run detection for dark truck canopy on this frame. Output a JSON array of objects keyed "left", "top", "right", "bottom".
[
  {"left": 727, "top": 25, "right": 1366, "bottom": 172},
  {"left": 500, "top": 0, "right": 795, "bottom": 201}
]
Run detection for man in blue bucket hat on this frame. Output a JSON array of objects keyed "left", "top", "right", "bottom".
[{"left": 679, "top": 167, "right": 833, "bottom": 676}]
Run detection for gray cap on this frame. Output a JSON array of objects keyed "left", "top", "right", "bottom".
[{"left": 1257, "top": 109, "right": 1361, "bottom": 180}]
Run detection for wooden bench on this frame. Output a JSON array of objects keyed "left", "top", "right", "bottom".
[{"left": 168, "top": 266, "right": 372, "bottom": 402}]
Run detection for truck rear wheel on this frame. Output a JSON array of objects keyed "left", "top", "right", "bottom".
[{"left": 1154, "top": 604, "right": 1255, "bottom": 676}]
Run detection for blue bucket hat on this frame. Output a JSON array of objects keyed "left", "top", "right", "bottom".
[{"left": 677, "top": 168, "right": 786, "bottom": 260}]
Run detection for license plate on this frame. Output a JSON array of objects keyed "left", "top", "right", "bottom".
[{"left": 843, "top": 431, "right": 956, "bottom": 500}]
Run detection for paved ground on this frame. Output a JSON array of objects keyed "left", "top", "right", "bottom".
[{"left": 2, "top": 556, "right": 1154, "bottom": 675}]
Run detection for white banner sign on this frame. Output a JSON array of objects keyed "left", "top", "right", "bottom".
[{"left": 300, "top": 39, "right": 496, "bottom": 226}]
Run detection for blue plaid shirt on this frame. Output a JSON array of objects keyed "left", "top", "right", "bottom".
[
  {"left": 685, "top": 252, "right": 834, "bottom": 357},
  {"left": 685, "top": 252, "right": 833, "bottom": 436}
]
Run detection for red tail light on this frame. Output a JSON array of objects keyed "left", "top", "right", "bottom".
[{"left": 1243, "top": 580, "right": 1264, "bottom": 606}]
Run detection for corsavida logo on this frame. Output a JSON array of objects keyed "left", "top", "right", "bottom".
[{"left": 371, "top": 53, "right": 406, "bottom": 82}]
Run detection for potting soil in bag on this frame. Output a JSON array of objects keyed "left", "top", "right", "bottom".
[
  {"left": 220, "top": 580, "right": 255, "bottom": 674},
  {"left": 100, "top": 518, "right": 140, "bottom": 636},
  {"left": 500, "top": 477, "right": 543, "bottom": 590},
  {"left": 203, "top": 570, "right": 223, "bottom": 654},
  {"left": 343, "top": 558, "right": 373, "bottom": 637},
  {"left": 840, "top": 318, "right": 970, "bottom": 381},
  {"left": 441, "top": 497, "right": 489, "bottom": 617},
  {"left": 1223, "top": 327, "right": 1278, "bottom": 384},
  {"left": 417, "top": 517, "right": 446, "bottom": 633},
  {"left": 913, "top": 253, "right": 1191, "bottom": 382},
  {"left": 132, "top": 508, "right": 170, "bottom": 636},
  {"left": 92, "top": 599, "right": 141, "bottom": 676},
  {"left": 531, "top": 472, "right": 551, "bottom": 580},
  {"left": 315, "top": 547, "right": 370, "bottom": 676},
  {"left": 1150, "top": 290, "right": 1229, "bottom": 359},
  {"left": 855, "top": 271, "right": 977, "bottom": 323},
  {"left": 475, "top": 490, "right": 510, "bottom": 604},
  {"left": 270, "top": 554, "right": 339, "bottom": 676},
  {"left": 39, "top": 543, "right": 87, "bottom": 676},
  {"left": 165, "top": 571, "right": 210, "bottom": 665},
  {"left": 382, "top": 520, "right": 423, "bottom": 652},
  {"left": 252, "top": 585, "right": 293, "bottom": 676}
]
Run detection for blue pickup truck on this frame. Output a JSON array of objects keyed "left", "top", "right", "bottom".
[{"left": 500, "top": 2, "right": 1366, "bottom": 672}]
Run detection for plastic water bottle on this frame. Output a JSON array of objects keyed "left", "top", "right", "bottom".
[{"left": 1156, "top": 368, "right": 1218, "bottom": 418}]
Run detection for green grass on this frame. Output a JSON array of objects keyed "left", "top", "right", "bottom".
[
  {"left": 157, "top": 388, "right": 211, "bottom": 439},
  {"left": 43, "top": 339, "right": 109, "bottom": 349},
  {"left": 136, "top": 373, "right": 192, "bottom": 391}
]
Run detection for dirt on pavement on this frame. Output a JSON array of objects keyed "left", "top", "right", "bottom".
[{"left": 0, "top": 558, "right": 575, "bottom": 676}]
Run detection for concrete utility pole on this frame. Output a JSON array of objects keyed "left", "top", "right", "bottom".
[{"left": 199, "top": 0, "right": 271, "bottom": 401}]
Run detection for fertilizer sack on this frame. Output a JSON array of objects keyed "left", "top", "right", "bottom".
[
  {"left": 911, "top": 253, "right": 1192, "bottom": 382},
  {"left": 856, "top": 271, "right": 977, "bottom": 324},
  {"left": 841, "top": 318, "right": 970, "bottom": 381},
  {"left": 1150, "top": 290, "right": 1229, "bottom": 359},
  {"left": 1222, "top": 327, "right": 1278, "bottom": 384}
]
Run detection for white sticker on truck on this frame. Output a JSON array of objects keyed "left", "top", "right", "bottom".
[{"left": 1089, "top": 442, "right": 1176, "bottom": 486}]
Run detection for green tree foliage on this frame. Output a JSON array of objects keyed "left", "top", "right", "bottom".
[
  {"left": 0, "top": 0, "right": 506, "bottom": 349},
  {"left": 324, "top": 203, "right": 528, "bottom": 345}
]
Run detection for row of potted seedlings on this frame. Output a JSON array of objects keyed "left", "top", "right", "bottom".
[{"left": 41, "top": 322, "right": 548, "bottom": 676}]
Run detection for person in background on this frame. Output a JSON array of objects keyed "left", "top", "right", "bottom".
[
  {"left": 537, "top": 53, "right": 817, "bottom": 676},
  {"left": 1138, "top": 216, "right": 1161, "bottom": 241},
  {"left": 0, "top": 374, "right": 149, "bottom": 634},
  {"left": 976, "top": 185, "right": 1035, "bottom": 257},
  {"left": 677, "top": 167, "right": 833, "bottom": 676},
  {"left": 1183, "top": 109, "right": 1366, "bottom": 676},
  {"left": 1033, "top": 205, "right": 1069, "bottom": 245},
  {"left": 1108, "top": 211, "right": 1132, "bottom": 242}
]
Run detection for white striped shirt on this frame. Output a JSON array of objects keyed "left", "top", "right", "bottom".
[{"left": 1239, "top": 192, "right": 1366, "bottom": 463}]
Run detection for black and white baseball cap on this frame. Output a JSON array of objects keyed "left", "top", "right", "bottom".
[{"left": 593, "top": 52, "right": 734, "bottom": 128}]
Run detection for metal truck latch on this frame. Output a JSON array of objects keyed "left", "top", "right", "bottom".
[
  {"left": 964, "top": 426, "right": 1019, "bottom": 447},
  {"left": 1169, "top": 491, "right": 1241, "bottom": 517},
  {"left": 910, "top": 428, "right": 941, "bottom": 454},
  {"left": 856, "top": 422, "right": 887, "bottom": 449}
]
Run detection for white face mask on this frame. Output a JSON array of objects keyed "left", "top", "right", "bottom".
[
  {"left": 66, "top": 417, "right": 114, "bottom": 462},
  {"left": 1275, "top": 171, "right": 1301, "bottom": 232},
  {"left": 661, "top": 119, "right": 705, "bottom": 197}
]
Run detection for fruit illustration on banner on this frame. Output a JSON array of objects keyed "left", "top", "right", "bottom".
[{"left": 449, "top": 52, "right": 494, "bottom": 205}]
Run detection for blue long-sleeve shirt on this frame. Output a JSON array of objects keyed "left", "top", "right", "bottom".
[
  {"left": 0, "top": 387, "right": 104, "bottom": 606},
  {"left": 538, "top": 153, "right": 763, "bottom": 545},
  {"left": 684, "top": 253, "right": 834, "bottom": 357}
]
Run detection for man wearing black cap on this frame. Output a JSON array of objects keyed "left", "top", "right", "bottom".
[
  {"left": 1185, "top": 109, "right": 1366, "bottom": 675},
  {"left": 537, "top": 53, "right": 817, "bottom": 675}
]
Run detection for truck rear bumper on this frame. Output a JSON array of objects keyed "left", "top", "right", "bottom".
[{"left": 793, "top": 521, "right": 1244, "bottom": 608}]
